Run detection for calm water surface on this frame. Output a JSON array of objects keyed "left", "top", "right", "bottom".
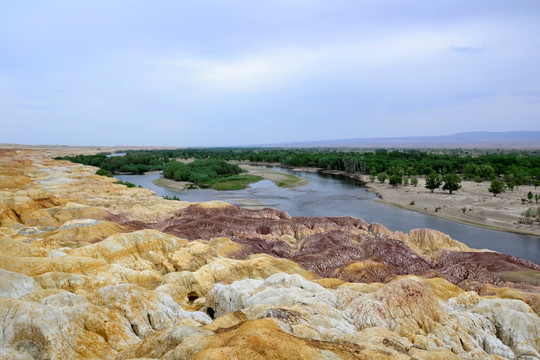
[{"left": 116, "top": 168, "right": 540, "bottom": 264}]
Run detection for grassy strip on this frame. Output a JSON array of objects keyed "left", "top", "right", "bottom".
[
  {"left": 500, "top": 270, "right": 540, "bottom": 286},
  {"left": 209, "top": 174, "right": 263, "bottom": 190},
  {"left": 276, "top": 173, "right": 304, "bottom": 188},
  {"left": 117, "top": 180, "right": 137, "bottom": 188}
]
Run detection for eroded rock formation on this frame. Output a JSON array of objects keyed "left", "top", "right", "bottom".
[{"left": 0, "top": 148, "right": 539, "bottom": 359}]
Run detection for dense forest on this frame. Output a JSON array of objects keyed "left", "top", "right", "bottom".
[
  {"left": 56, "top": 148, "right": 540, "bottom": 188},
  {"left": 161, "top": 159, "right": 262, "bottom": 190},
  {"left": 55, "top": 152, "right": 167, "bottom": 175}
]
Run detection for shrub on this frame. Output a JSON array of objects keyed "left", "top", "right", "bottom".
[
  {"left": 389, "top": 175, "right": 402, "bottom": 188},
  {"left": 117, "top": 180, "right": 136, "bottom": 188},
  {"left": 188, "top": 172, "right": 210, "bottom": 184},
  {"left": 163, "top": 195, "right": 180, "bottom": 201},
  {"left": 119, "top": 164, "right": 139, "bottom": 174},
  {"left": 518, "top": 217, "right": 533, "bottom": 224},
  {"left": 506, "top": 182, "right": 515, "bottom": 192},
  {"left": 96, "top": 168, "right": 113, "bottom": 177},
  {"left": 164, "top": 161, "right": 185, "bottom": 179}
]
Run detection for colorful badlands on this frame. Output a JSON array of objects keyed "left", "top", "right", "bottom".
[{"left": 0, "top": 148, "right": 539, "bottom": 359}]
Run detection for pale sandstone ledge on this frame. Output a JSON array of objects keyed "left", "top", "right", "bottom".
[{"left": 0, "top": 148, "right": 539, "bottom": 359}]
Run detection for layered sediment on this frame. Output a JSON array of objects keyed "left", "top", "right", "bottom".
[{"left": 0, "top": 148, "right": 539, "bottom": 359}]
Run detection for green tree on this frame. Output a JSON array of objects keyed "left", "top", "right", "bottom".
[
  {"left": 411, "top": 178, "right": 418, "bottom": 187},
  {"left": 377, "top": 172, "right": 388, "bottom": 183},
  {"left": 535, "top": 193, "right": 540, "bottom": 204},
  {"left": 488, "top": 179, "right": 506, "bottom": 197},
  {"left": 528, "top": 191, "right": 533, "bottom": 201},
  {"left": 402, "top": 177, "right": 409, "bottom": 186},
  {"left": 506, "top": 182, "right": 515, "bottom": 192},
  {"left": 425, "top": 173, "right": 442, "bottom": 193},
  {"left": 389, "top": 175, "right": 402, "bottom": 188},
  {"left": 480, "top": 165, "right": 495, "bottom": 180},
  {"left": 442, "top": 173, "right": 462, "bottom": 194},
  {"left": 462, "top": 164, "right": 478, "bottom": 180}
]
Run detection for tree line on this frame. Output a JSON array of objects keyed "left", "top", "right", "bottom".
[
  {"left": 56, "top": 148, "right": 540, "bottom": 191},
  {"left": 55, "top": 152, "right": 168, "bottom": 175},
  {"left": 162, "top": 159, "right": 244, "bottom": 185}
]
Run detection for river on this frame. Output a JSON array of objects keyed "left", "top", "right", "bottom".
[{"left": 115, "top": 167, "right": 540, "bottom": 264}]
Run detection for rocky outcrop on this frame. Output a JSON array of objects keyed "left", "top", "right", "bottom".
[
  {"left": 0, "top": 148, "right": 539, "bottom": 359},
  {"left": 111, "top": 203, "right": 540, "bottom": 289},
  {"left": 405, "top": 228, "right": 473, "bottom": 260},
  {"left": 205, "top": 273, "right": 540, "bottom": 359}
]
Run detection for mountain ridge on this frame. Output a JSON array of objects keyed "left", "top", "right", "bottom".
[{"left": 262, "top": 131, "right": 540, "bottom": 149}]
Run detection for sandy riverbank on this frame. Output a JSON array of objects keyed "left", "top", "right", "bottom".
[
  {"left": 363, "top": 176, "right": 540, "bottom": 236},
  {"left": 239, "top": 165, "right": 309, "bottom": 188},
  {"left": 232, "top": 162, "right": 540, "bottom": 236},
  {"left": 151, "top": 165, "right": 309, "bottom": 192},
  {"left": 152, "top": 177, "right": 192, "bottom": 192}
]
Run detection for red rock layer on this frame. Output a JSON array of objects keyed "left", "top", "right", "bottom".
[{"left": 110, "top": 204, "right": 540, "bottom": 289}]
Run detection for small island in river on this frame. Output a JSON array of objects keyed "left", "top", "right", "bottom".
[{"left": 154, "top": 161, "right": 308, "bottom": 191}]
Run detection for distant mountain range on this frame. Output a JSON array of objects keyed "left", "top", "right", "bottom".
[{"left": 263, "top": 131, "right": 540, "bottom": 149}]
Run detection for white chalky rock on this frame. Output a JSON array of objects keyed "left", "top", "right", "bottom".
[{"left": 0, "top": 269, "right": 35, "bottom": 299}]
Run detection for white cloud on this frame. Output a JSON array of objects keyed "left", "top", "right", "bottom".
[{"left": 144, "top": 26, "right": 481, "bottom": 95}]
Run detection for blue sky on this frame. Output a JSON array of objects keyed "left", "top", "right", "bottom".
[{"left": 1, "top": 1, "right": 539, "bottom": 146}]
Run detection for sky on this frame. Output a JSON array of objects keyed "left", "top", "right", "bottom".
[{"left": 1, "top": 0, "right": 540, "bottom": 147}]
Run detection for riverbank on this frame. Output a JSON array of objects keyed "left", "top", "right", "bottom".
[
  {"left": 152, "top": 177, "right": 192, "bottom": 191},
  {"left": 151, "top": 165, "right": 308, "bottom": 192},
  {"left": 363, "top": 176, "right": 540, "bottom": 237},
  {"left": 279, "top": 165, "right": 540, "bottom": 237},
  {"left": 239, "top": 164, "right": 309, "bottom": 188},
  {"left": 234, "top": 162, "right": 540, "bottom": 237}
]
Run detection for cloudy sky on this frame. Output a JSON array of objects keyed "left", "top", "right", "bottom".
[{"left": 1, "top": 1, "right": 539, "bottom": 146}]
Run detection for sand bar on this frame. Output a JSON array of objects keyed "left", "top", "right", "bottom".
[
  {"left": 152, "top": 177, "right": 192, "bottom": 192},
  {"left": 239, "top": 164, "right": 309, "bottom": 188}
]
